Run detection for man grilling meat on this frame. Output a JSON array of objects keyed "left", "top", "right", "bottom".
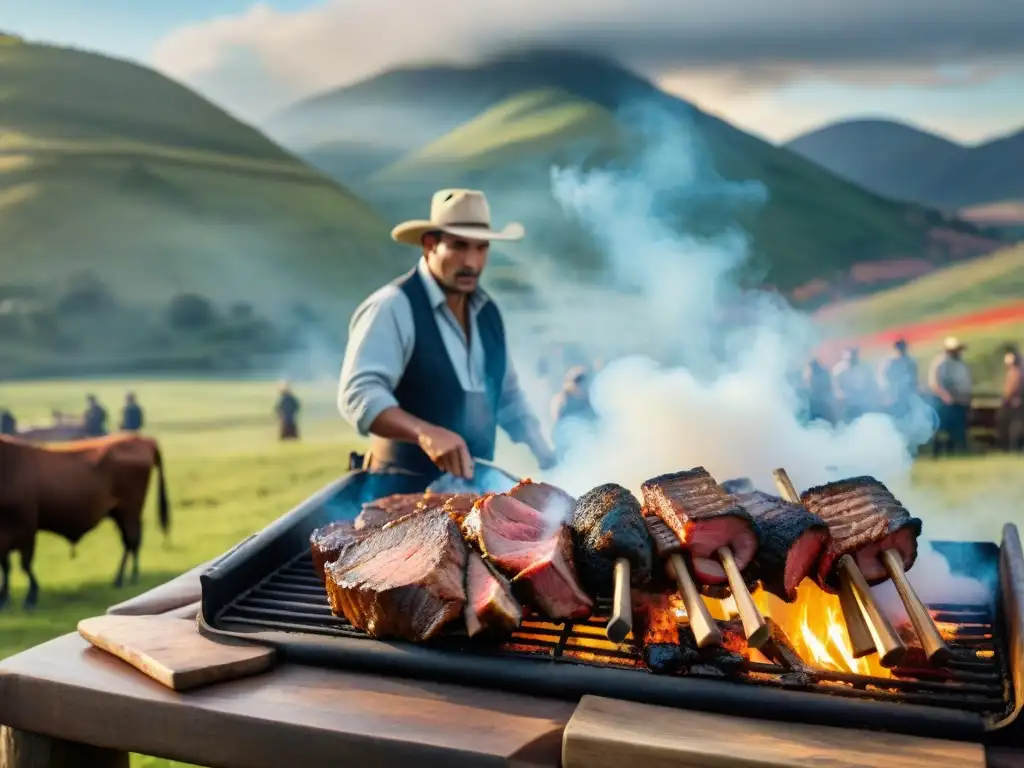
[{"left": 338, "top": 189, "right": 556, "bottom": 480}]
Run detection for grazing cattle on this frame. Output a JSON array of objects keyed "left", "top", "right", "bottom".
[{"left": 0, "top": 433, "right": 170, "bottom": 609}]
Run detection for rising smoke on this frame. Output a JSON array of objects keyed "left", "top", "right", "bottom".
[
  {"left": 499, "top": 97, "right": 1012, "bottom": 606},
  {"left": 529, "top": 99, "right": 936, "bottom": 499}
]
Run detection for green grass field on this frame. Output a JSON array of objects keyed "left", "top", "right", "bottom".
[{"left": 0, "top": 378, "right": 1021, "bottom": 767}]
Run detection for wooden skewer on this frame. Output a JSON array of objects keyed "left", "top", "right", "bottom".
[
  {"left": 606, "top": 558, "right": 632, "bottom": 644},
  {"left": 717, "top": 547, "right": 769, "bottom": 649},
  {"left": 837, "top": 578, "right": 877, "bottom": 658},
  {"left": 667, "top": 554, "right": 723, "bottom": 648},
  {"left": 838, "top": 554, "right": 906, "bottom": 667},
  {"left": 881, "top": 549, "right": 951, "bottom": 664},
  {"left": 772, "top": 468, "right": 876, "bottom": 658}
]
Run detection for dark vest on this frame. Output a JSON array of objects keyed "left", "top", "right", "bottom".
[{"left": 368, "top": 268, "right": 507, "bottom": 476}]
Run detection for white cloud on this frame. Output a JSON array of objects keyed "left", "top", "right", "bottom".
[{"left": 150, "top": 0, "right": 1024, "bottom": 122}]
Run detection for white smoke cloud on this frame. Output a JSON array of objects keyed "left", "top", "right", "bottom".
[{"left": 529, "top": 99, "right": 934, "bottom": 500}]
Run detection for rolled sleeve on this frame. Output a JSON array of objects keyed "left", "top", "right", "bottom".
[
  {"left": 338, "top": 288, "right": 413, "bottom": 436},
  {"left": 497, "top": 353, "right": 541, "bottom": 444}
]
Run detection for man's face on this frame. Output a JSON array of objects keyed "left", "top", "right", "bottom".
[
  {"left": 424, "top": 233, "right": 489, "bottom": 294},
  {"left": 948, "top": 348, "right": 963, "bottom": 360}
]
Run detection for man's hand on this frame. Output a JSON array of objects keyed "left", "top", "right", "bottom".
[{"left": 417, "top": 424, "right": 474, "bottom": 479}]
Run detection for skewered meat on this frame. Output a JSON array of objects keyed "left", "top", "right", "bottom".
[
  {"left": 309, "top": 521, "right": 368, "bottom": 582},
  {"left": 354, "top": 492, "right": 455, "bottom": 530},
  {"left": 462, "top": 493, "right": 593, "bottom": 620},
  {"left": 640, "top": 467, "right": 757, "bottom": 584},
  {"left": 643, "top": 516, "right": 757, "bottom": 598},
  {"left": 734, "top": 489, "right": 829, "bottom": 602},
  {"left": 571, "top": 483, "right": 654, "bottom": 593},
  {"left": 325, "top": 509, "right": 468, "bottom": 641},
  {"left": 508, "top": 479, "right": 576, "bottom": 526},
  {"left": 633, "top": 591, "right": 696, "bottom": 673},
  {"left": 464, "top": 551, "right": 523, "bottom": 637},
  {"left": 800, "top": 476, "right": 922, "bottom": 591}
]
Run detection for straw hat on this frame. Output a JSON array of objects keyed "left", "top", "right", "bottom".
[
  {"left": 390, "top": 189, "right": 525, "bottom": 246},
  {"left": 944, "top": 336, "right": 965, "bottom": 351}
]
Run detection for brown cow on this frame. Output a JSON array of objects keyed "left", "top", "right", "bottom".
[{"left": 0, "top": 433, "right": 170, "bottom": 609}]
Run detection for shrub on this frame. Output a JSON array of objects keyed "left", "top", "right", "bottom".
[{"left": 167, "top": 292, "right": 218, "bottom": 331}]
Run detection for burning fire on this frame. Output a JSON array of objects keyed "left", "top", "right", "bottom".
[{"left": 750, "top": 582, "right": 895, "bottom": 678}]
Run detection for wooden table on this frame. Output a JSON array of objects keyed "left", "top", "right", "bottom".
[{"left": 2, "top": 576, "right": 1021, "bottom": 767}]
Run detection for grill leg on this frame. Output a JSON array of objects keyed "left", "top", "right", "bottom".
[{"left": 1, "top": 726, "right": 128, "bottom": 768}]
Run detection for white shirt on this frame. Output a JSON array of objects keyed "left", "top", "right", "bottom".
[{"left": 338, "top": 258, "right": 539, "bottom": 442}]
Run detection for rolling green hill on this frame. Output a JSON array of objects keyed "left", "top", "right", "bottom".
[
  {"left": 814, "top": 243, "right": 1024, "bottom": 334},
  {"left": 271, "top": 50, "right": 997, "bottom": 294},
  {"left": 0, "top": 39, "right": 403, "bottom": 310},
  {"left": 0, "top": 38, "right": 414, "bottom": 377}
]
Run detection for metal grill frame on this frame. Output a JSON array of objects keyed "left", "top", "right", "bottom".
[{"left": 199, "top": 470, "right": 1023, "bottom": 745}]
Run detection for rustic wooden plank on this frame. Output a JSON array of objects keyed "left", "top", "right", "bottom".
[
  {"left": 988, "top": 747, "right": 1024, "bottom": 768},
  {"left": 78, "top": 615, "right": 276, "bottom": 691},
  {"left": 0, "top": 633, "right": 571, "bottom": 767},
  {"left": 1, "top": 726, "right": 128, "bottom": 768},
  {"left": 562, "top": 695, "right": 986, "bottom": 768}
]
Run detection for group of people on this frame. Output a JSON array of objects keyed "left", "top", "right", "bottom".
[
  {"left": 804, "top": 336, "right": 1024, "bottom": 454},
  {"left": 332, "top": 188, "right": 1024, "bottom": 479},
  {"left": 0, "top": 392, "right": 144, "bottom": 438}
]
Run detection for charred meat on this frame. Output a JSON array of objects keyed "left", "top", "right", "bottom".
[
  {"left": 353, "top": 492, "right": 456, "bottom": 531},
  {"left": 800, "top": 476, "right": 922, "bottom": 591},
  {"left": 462, "top": 493, "right": 593, "bottom": 620},
  {"left": 325, "top": 509, "right": 468, "bottom": 641},
  {"left": 310, "top": 521, "right": 368, "bottom": 582},
  {"left": 508, "top": 478, "right": 576, "bottom": 525},
  {"left": 571, "top": 483, "right": 654, "bottom": 594},
  {"left": 640, "top": 467, "right": 757, "bottom": 584},
  {"left": 634, "top": 590, "right": 695, "bottom": 674},
  {"left": 464, "top": 551, "right": 523, "bottom": 638},
  {"left": 735, "top": 489, "right": 829, "bottom": 602},
  {"left": 442, "top": 493, "right": 479, "bottom": 528}
]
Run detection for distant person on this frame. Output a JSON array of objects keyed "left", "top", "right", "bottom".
[
  {"left": 928, "top": 337, "right": 972, "bottom": 456},
  {"left": 119, "top": 392, "right": 144, "bottom": 432},
  {"left": 82, "top": 394, "right": 108, "bottom": 437},
  {"left": 276, "top": 381, "right": 301, "bottom": 441},
  {"left": 831, "top": 347, "right": 880, "bottom": 421},
  {"left": 551, "top": 366, "right": 597, "bottom": 462},
  {"left": 999, "top": 350, "right": 1024, "bottom": 452},
  {"left": 0, "top": 408, "right": 15, "bottom": 435},
  {"left": 804, "top": 358, "right": 837, "bottom": 424},
  {"left": 880, "top": 338, "right": 919, "bottom": 417}
]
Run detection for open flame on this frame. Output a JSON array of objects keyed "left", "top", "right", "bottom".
[{"left": 751, "top": 582, "right": 895, "bottom": 678}]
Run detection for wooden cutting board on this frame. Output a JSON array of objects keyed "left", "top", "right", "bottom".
[
  {"left": 78, "top": 615, "right": 277, "bottom": 692},
  {"left": 562, "top": 695, "right": 986, "bottom": 768}
]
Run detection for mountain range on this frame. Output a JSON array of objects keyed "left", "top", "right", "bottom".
[
  {"left": 265, "top": 49, "right": 997, "bottom": 300},
  {"left": 787, "top": 119, "right": 1024, "bottom": 213},
  {"left": 0, "top": 38, "right": 1011, "bottom": 376}
]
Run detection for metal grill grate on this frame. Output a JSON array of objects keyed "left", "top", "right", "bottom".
[{"left": 213, "top": 552, "right": 1013, "bottom": 718}]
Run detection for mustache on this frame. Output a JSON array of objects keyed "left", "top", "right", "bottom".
[{"left": 455, "top": 270, "right": 481, "bottom": 278}]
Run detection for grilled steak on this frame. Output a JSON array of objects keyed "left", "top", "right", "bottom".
[
  {"left": 643, "top": 516, "right": 756, "bottom": 597},
  {"left": 571, "top": 483, "right": 654, "bottom": 594},
  {"left": 735, "top": 489, "right": 829, "bottom": 602},
  {"left": 508, "top": 478, "right": 576, "bottom": 526},
  {"left": 462, "top": 493, "right": 593, "bottom": 620},
  {"left": 354, "top": 495, "right": 438, "bottom": 532},
  {"left": 325, "top": 509, "right": 468, "bottom": 641},
  {"left": 800, "top": 476, "right": 922, "bottom": 591},
  {"left": 310, "top": 521, "right": 367, "bottom": 582},
  {"left": 640, "top": 467, "right": 757, "bottom": 584},
  {"left": 634, "top": 590, "right": 695, "bottom": 673},
  {"left": 442, "top": 493, "right": 479, "bottom": 528},
  {"left": 464, "top": 551, "right": 523, "bottom": 637}
]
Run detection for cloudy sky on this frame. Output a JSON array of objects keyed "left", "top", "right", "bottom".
[{"left": 7, "top": 0, "right": 1024, "bottom": 144}]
